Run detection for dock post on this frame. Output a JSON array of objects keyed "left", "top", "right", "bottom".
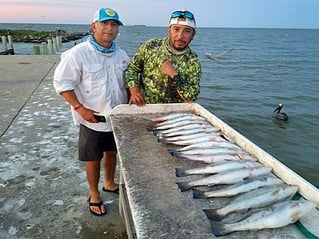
[
  {"left": 57, "top": 36, "right": 62, "bottom": 49},
  {"left": 33, "top": 45, "right": 40, "bottom": 55},
  {"left": 1, "top": 36, "right": 8, "bottom": 52},
  {"left": 7, "top": 35, "right": 13, "bottom": 50},
  {"left": 52, "top": 37, "right": 58, "bottom": 53},
  {"left": 48, "top": 39, "right": 54, "bottom": 55},
  {"left": 41, "top": 42, "right": 47, "bottom": 55}
]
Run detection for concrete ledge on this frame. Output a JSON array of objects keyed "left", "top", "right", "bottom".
[{"left": 0, "top": 55, "right": 127, "bottom": 238}]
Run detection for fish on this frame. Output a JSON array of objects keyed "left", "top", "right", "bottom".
[
  {"left": 193, "top": 175, "right": 283, "bottom": 198},
  {"left": 176, "top": 140, "right": 241, "bottom": 152},
  {"left": 176, "top": 160, "right": 261, "bottom": 177},
  {"left": 169, "top": 147, "right": 245, "bottom": 156},
  {"left": 162, "top": 132, "right": 222, "bottom": 143},
  {"left": 152, "top": 113, "right": 198, "bottom": 123},
  {"left": 205, "top": 199, "right": 316, "bottom": 237},
  {"left": 154, "top": 119, "right": 208, "bottom": 130},
  {"left": 163, "top": 127, "right": 220, "bottom": 138},
  {"left": 161, "top": 133, "right": 227, "bottom": 146},
  {"left": 170, "top": 150, "right": 257, "bottom": 163},
  {"left": 176, "top": 166, "right": 272, "bottom": 191},
  {"left": 154, "top": 114, "right": 206, "bottom": 127},
  {"left": 203, "top": 184, "right": 298, "bottom": 221},
  {"left": 157, "top": 122, "right": 218, "bottom": 135},
  {"left": 172, "top": 153, "right": 246, "bottom": 164}
]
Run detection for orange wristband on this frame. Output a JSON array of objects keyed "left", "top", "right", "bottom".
[{"left": 73, "top": 103, "right": 83, "bottom": 110}]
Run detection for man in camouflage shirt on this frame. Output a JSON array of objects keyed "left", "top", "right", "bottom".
[{"left": 125, "top": 10, "right": 201, "bottom": 105}]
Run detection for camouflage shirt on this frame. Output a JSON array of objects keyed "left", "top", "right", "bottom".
[{"left": 125, "top": 38, "right": 201, "bottom": 103}]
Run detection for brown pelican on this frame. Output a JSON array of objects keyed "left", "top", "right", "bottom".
[{"left": 273, "top": 104, "right": 288, "bottom": 121}]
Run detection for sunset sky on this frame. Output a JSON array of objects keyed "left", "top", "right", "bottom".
[{"left": 1, "top": 0, "right": 318, "bottom": 29}]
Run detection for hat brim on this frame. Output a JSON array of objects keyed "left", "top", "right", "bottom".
[{"left": 95, "top": 18, "right": 123, "bottom": 26}]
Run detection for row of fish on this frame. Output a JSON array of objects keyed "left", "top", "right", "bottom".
[{"left": 150, "top": 112, "right": 316, "bottom": 237}]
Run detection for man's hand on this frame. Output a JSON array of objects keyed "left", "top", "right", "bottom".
[
  {"left": 161, "top": 60, "right": 178, "bottom": 78},
  {"left": 129, "top": 86, "right": 145, "bottom": 106},
  {"left": 76, "top": 106, "right": 100, "bottom": 123}
]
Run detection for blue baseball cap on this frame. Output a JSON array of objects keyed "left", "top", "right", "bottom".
[{"left": 92, "top": 8, "right": 123, "bottom": 26}]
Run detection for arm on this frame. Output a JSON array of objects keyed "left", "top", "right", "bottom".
[
  {"left": 125, "top": 47, "right": 146, "bottom": 106},
  {"left": 60, "top": 90, "right": 99, "bottom": 123},
  {"left": 161, "top": 58, "right": 201, "bottom": 102}
]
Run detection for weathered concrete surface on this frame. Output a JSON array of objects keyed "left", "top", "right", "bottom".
[{"left": 0, "top": 55, "right": 127, "bottom": 239}]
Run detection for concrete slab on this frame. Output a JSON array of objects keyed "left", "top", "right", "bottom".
[{"left": 0, "top": 55, "right": 128, "bottom": 239}]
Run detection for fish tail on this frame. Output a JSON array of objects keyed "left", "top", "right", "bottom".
[
  {"left": 156, "top": 134, "right": 165, "bottom": 143},
  {"left": 176, "top": 182, "right": 193, "bottom": 191},
  {"left": 146, "top": 126, "right": 157, "bottom": 132},
  {"left": 203, "top": 209, "right": 225, "bottom": 221},
  {"left": 175, "top": 168, "right": 187, "bottom": 177},
  {"left": 192, "top": 189, "right": 208, "bottom": 199},
  {"left": 208, "top": 219, "right": 230, "bottom": 237},
  {"left": 168, "top": 149, "right": 180, "bottom": 157},
  {"left": 161, "top": 138, "right": 172, "bottom": 145}
]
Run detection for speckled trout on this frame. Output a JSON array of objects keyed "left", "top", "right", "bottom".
[
  {"left": 206, "top": 200, "right": 316, "bottom": 237},
  {"left": 176, "top": 166, "right": 272, "bottom": 191},
  {"left": 152, "top": 113, "right": 200, "bottom": 123},
  {"left": 177, "top": 140, "right": 241, "bottom": 152},
  {"left": 162, "top": 133, "right": 228, "bottom": 146},
  {"left": 176, "top": 160, "right": 261, "bottom": 177},
  {"left": 169, "top": 147, "right": 245, "bottom": 157},
  {"left": 203, "top": 184, "right": 298, "bottom": 221},
  {"left": 193, "top": 175, "right": 283, "bottom": 198},
  {"left": 155, "top": 118, "right": 208, "bottom": 130},
  {"left": 170, "top": 151, "right": 257, "bottom": 163},
  {"left": 154, "top": 115, "right": 206, "bottom": 128}
]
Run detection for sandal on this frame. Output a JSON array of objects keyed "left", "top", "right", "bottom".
[
  {"left": 88, "top": 197, "right": 107, "bottom": 216},
  {"left": 102, "top": 186, "right": 119, "bottom": 193}
]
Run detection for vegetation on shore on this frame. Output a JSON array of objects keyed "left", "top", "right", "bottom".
[{"left": 0, "top": 29, "right": 89, "bottom": 43}]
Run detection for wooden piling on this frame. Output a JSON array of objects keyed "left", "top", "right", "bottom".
[
  {"left": 41, "top": 42, "right": 47, "bottom": 55},
  {"left": 33, "top": 45, "right": 40, "bottom": 55},
  {"left": 8, "top": 35, "right": 13, "bottom": 50},
  {"left": 47, "top": 39, "right": 54, "bottom": 55},
  {"left": 1, "top": 36, "right": 8, "bottom": 51}
]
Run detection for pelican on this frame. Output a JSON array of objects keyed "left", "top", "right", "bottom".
[
  {"left": 273, "top": 104, "right": 288, "bottom": 121},
  {"left": 205, "top": 49, "right": 232, "bottom": 61}
]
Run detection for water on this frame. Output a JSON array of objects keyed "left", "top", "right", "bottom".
[{"left": 1, "top": 23, "right": 318, "bottom": 185}]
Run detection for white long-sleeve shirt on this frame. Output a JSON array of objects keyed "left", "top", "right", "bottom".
[{"left": 53, "top": 40, "right": 129, "bottom": 132}]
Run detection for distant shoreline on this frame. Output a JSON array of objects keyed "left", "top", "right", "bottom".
[{"left": 0, "top": 29, "right": 89, "bottom": 43}]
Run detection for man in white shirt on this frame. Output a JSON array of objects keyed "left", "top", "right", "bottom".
[{"left": 53, "top": 7, "right": 129, "bottom": 216}]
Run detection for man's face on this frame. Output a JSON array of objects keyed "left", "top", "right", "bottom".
[
  {"left": 91, "top": 20, "right": 119, "bottom": 48},
  {"left": 168, "top": 24, "right": 195, "bottom": 51}
]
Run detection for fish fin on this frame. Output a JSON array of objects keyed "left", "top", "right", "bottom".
[
  {"left": 219, "top": 133, "right": 230, "bottom": 142},
  {"left": 176, "top": 182, "right": 193, "bottom": 191},
  {"left": 208, "top": 218, "right": 230, "bottom": 237},
  {"left": 175, "top": 168, "right": 187, "bottom": 177},
  {"left": 203, "top": 209, "right": 225, "bottom": 221},
  {"left": 192, "top": 189, "right": 208, "bottom": 199}
]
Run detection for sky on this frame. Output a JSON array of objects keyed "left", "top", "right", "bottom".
[{"left": 0, "top": 0, "right": 319, "bottom": 29}]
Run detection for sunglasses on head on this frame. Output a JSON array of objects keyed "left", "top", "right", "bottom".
[{"left": 171, "top": 10, "right": 194, "bottom": 20}]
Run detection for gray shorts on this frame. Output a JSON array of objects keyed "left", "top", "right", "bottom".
[{"left": 79, "top": 124, "right": 117, "bottom": 161}]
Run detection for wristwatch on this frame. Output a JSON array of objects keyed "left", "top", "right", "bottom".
[{"left": 172, "top": 74, "right": 186, "bottom": 87}]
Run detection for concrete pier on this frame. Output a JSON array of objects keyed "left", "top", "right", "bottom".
[{"left": 0, "top": 55, "right": 127, "bottom": 239}]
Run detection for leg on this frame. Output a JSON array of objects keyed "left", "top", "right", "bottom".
[
  {"left": 86, "top": 160, "right": 106, "bottom": 215},
  {"left": 102, "top": 151, "right": 119, "bottom": 191}
]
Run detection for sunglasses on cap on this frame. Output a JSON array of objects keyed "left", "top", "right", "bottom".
[{"left": 171, "top": 10, "right": 195, "bottom": 20}]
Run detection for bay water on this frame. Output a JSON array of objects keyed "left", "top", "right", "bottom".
[{"left": 1, "top": 23, "right": 318, "bottom": 185}]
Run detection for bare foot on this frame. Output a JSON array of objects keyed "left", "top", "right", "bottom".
[
  {"left": 103, "top": 183, "right": 119, "bottom": 192},
  {"left": 88, "top": 196, "right": 107, "bottom": 216}
]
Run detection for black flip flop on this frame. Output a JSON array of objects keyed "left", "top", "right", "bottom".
[
  {"left": 102, "top": 186, "right": 119, "bottom": 193},
  {"left": 88, "top": 197, "right": 107, "bottom": 216}
]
